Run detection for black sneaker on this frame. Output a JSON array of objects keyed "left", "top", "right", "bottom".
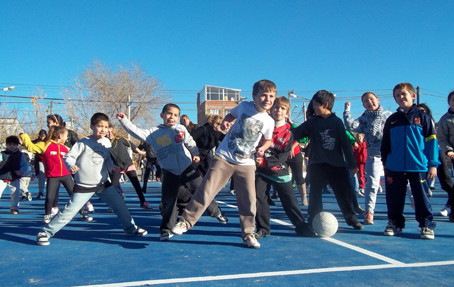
[
  {"left": 354, "top": 205, "right": 365, "bottom": 215},
  {"left": 271, "top": 194, "right": 279, "bottom": 199},
  {"left": 295, "top": 222, "right": 316, "bottom": 237},
  {"left": 267, "top": 197, "right": 276, "bottom": 206},
  {"left": 348, "top": 221, "right": 364, "bottom": 230},
  {"left": 216, "top": 213, "right": 228, "bottom": 224},
  {"left": 254, "top": 230, "right": 270, "bottom": 240},
  {"left": 36, "top": 193, "right": 44, "bottom": 199},
  {"left": 159, "top": 231, "right": 173, "bottom": 241}
]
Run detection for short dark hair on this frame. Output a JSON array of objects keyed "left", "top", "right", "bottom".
[
  {"left": 393, "top": 83, "right": 415, "bottom": 97},
  {"left": 6, "top": 135, "right": 20, "bottom": 145},
  {"left": 90, "top": 113, "right": 109, "bottom": 126},
  {"left": 38, "top": 129, "right": 47, "bottom": 137},
  {"left": 162, "top": 103, "right": 180, "bottom": 114},
  {"left": 417, "top": 103, "right": 433, "bottom": 119},
  {"left": 312, "top": 90, "right": 335, "bottom": 111},
  {"left": 448, "top": 91, "right": 454, "bottom": 102},
  {"left": 252, "top": 79, "right": 277, "bottom": 96}
]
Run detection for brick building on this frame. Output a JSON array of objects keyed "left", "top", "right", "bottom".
[{"left": 196, "top": 85, "right": 244, "bottom": 124}]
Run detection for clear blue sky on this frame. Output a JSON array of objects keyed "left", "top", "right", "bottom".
[{"left": 1, "top": 1, "right": 453, "bottom": 125}]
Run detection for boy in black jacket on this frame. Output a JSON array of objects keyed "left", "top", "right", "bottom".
[
  {"left": 292, "top": 90, "right": 363, "bottom": 230},
  {"left": 0, "top": 136, "right": 28, "bottom": 214},
  {"left": 254, "top": 96, "right": 314, "bottom": 239}
]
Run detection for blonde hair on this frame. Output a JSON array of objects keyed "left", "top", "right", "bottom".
[
  {"left": 44, "top": 126, "right": 67, "bottom": 145},
  {"left": 252, "top": 79, "right": 277, "bottom": 96},
  {"left": 207, "top": 114, "right": 222, "bottom": 126},
  {"left": 273, "top": 96, "right": 291, "bottom": 114}
]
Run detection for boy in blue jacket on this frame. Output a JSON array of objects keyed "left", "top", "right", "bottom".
[{"left": 381, "top": 82, "right": 439, "bottom": 239}]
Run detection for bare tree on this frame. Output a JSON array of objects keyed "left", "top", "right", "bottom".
[
  {"left": 0, "top": 98, "right": 20, "bottom": 144},
  {"left": 63, "top": 60, "right": 169, "bottom": 135},
  {"left": 22, "top": 89, "right": 54, "bottom": 136}
]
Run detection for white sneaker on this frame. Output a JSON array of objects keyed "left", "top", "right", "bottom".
[
  {"left": 243, "top": 235, "right": 261, "bottom": 248},
  {"left": 51, "top": 207, "right": 59, "bottom": 217},
  {"left": 36, "top": 232, "right": 50, "bottom": 246},
  {"left": 171, "top": 220, "right": 188, "bottom": 235},
  {"left": 439, "top": 205, "right": 451, "bottom": 217},
  {"left": 42, "top": 214, "right": 52, "bottom": 224},
  {"left": 85, "top": 202, "right": 95, "bottom": 213},
  {"left": 81, "top": 214, "right": 93, "bottom": 222}
]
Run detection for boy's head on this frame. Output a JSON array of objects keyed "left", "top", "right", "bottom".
[
  {"left": 393, "top": 83, "right": 416, "bottom": 111},
  {"left": 447, "top": 91, "right": 454, "bottom": 112},
  {"left": 252, "top": 79, "right": 277, "bottom": 113},
  {"left": 271, "top": 96, "right": 290, "bottom": 121},
  {"left": 361, "top": 92, "right": 380, "bottom": 111},
  {"left": 90, "top": 113, "right": 110, "bottom": 140},
  {"left": 161, "top": 103, "right": 180, "bottom": 127},
  {"left": 5, "top": 135, "right": 20, "bottom": 151},
  {"left": 417, "top": 103, "right": 433, "bottom": 119},
  {"left": 311, "top": 90, "right": 335, "bottom": 117}
]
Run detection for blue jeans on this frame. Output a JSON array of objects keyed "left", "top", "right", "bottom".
[
  {"left": 364, "top": 155, "right": 382, "bottom": 214},
  {"left": 42, "top": 185, "right": 137, "bottom": 237}
]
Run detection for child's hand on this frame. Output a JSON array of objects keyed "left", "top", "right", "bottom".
[
  {"left": 427, "top": 167, "right": 437, "bottom": 179},
  {"left": 14, "top": 170, "right": 21, "bottom": 176},
  {"left": 69, "top": 165, "right": 80, "bottom": 174},
  {"left": 221, "top": 121, "right": 231, "bottom": 131},
  {"left": 448, "top": 151, "right": 454, "bottom": 160},
  {"left": 345, "top": 102, "right": 351, "bottom": 108},
  {"left": 193, "top": 155, "right": 200, "bottom": 163},
  {"left": 256, "top": 148, "right": 265, "bottom": 157},
  {"left": 112, "top": 166, "right": 122, "bottom": 173},
  {"left": 288, "top": 150, "right": 296, "bottom": 159},
  {"left": 354, "top": 142, "right": 359, "bottom": 149},
  {"left": 255, "top": 157, "right": 263, "bottom": 166},
  {"left": 116, "top": 112, "right": 126, "bottom": 120},
  {"left": 350, "top": 167, "right": 358, "bottom": 175}
]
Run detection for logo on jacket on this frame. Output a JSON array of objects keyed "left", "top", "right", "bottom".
[
  {"left": 157, "top": 134, "right": 171, "bottom": 147},
  {"left": 320, "top": 129, "right": 335, "bottom": 150},
  {"left": 50, "top": 151, "right": 57, "bottom": 156},
  {"left": 414, "top": 117, "right": 421, "bottom": 125},
  {"left": 174, "top": 131, "right": 184, "bottom": 143}
]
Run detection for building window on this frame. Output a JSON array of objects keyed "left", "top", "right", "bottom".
[
  {"left": 210, "top": 109, "right": 220, "bottom": 115},
  {"left": 224, "top": 109, "right": 230, "bottom": 115}
]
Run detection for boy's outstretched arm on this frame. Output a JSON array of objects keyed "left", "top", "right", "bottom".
[
  {"left": 117, "top": 112, "right": 154, "bottom": 142},
  {"left": 221, "top": 114, "right": 236, "bottom": 131},
  {"left": 343, "top": 102, "right": 363, "bottom": 133}
]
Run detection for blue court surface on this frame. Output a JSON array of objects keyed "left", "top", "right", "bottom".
[{"left": 1, "top": 179, "right": 454, "bottom": 287}]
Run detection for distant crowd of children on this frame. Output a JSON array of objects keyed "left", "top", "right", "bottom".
[{"left": 1, "top": 79, "right": 453, "bottom": 248}]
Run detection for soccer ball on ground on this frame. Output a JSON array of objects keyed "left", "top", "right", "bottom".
[{"left": 312, "top": 212, "right": 338, "bottom": 238}]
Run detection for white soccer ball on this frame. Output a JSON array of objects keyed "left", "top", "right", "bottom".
[{"left": 312, "top": 212, "right": 338, "bottom": 238}]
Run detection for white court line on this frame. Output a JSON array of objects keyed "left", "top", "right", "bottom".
[
  {"left": 76, "top": 260, "right": 454, "bottom": 287},
  {"left": 217, "top": 200, "right": 404, "bottom": 264},
  {"left": 75, "top": 200, "right": 451, "bottom": 287}
]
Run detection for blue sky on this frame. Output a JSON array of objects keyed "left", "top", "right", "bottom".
[{"left": 1, "top": 1, "right": 453, "bottom": 125}]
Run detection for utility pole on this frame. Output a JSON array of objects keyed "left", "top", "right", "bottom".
[
  {"left": 417, "top": 86, "right": 420, "bottom": 105},
  {"left": 288, "top": 90, "right": 297, "bottom": 120}
]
